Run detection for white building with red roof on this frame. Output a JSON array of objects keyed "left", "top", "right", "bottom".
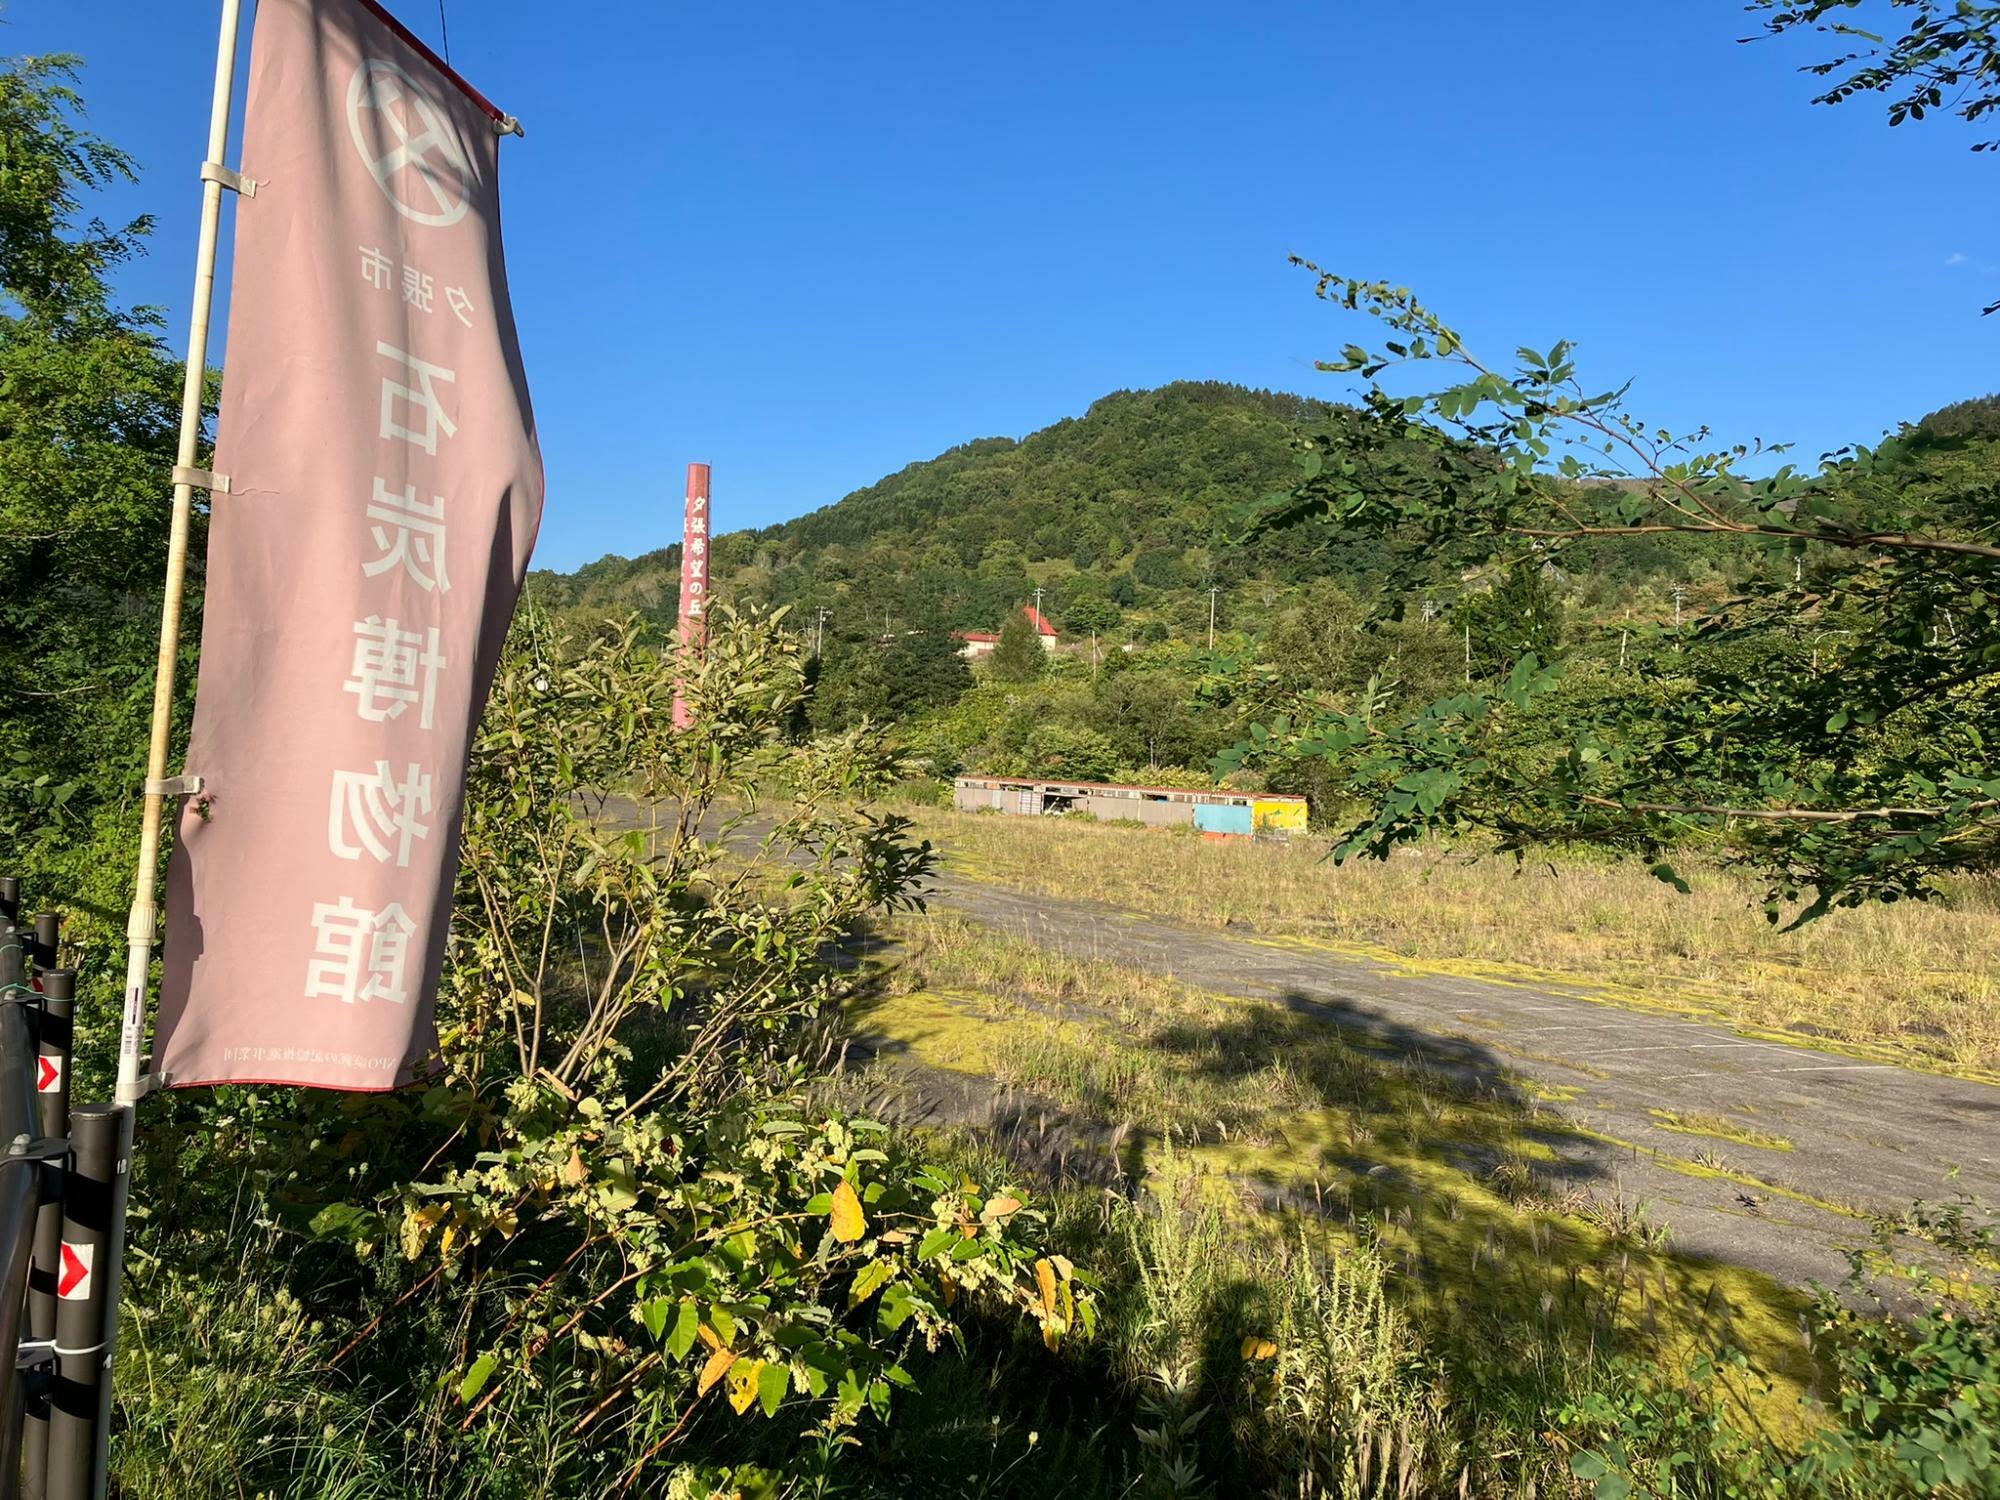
[{"left": 955, "top": 604, "right": 1059, "bottom": 659}]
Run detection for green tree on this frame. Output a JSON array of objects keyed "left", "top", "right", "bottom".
[
  {"left": 1064, "top": 592, "right": 1122, "bottom": 635},
  {"left": 1020, "top": 723, "right": 1119, "bottom": 782},
  {"left": 809, "top": 626, "right": 971, "bottom": 733},
  {"left": 806, "top": 635, "right": 893, "bottom": 733},
  {"left": 879, "top": 625, "right": 973, "bottom": 713},
  {"left": 1460, "top": 557, "right": 1566, "bottom": 681},
  {"left": 1227, "top": 263, "right": 2000, "bottom": 922},
  {"left": 1132, "top": 545, "right": 1185, "bottom": 590},
  {"left": 0, "top": 54, "right": 196, "bottom": 971},
  {"left": 989, "top": 608, "right": 1046, "bottom": 683}
]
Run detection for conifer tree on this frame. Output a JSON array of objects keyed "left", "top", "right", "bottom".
[{"left": 990, "top": 608, "right": 1046, "bottom": 683}]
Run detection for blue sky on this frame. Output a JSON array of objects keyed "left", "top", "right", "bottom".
[{"left": 16, "top": 1, "right": 2000, "bottom": 571}]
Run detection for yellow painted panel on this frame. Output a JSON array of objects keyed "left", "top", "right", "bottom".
[{"left": 1253, "top": 799, "right": 1308, "bottom": 831}]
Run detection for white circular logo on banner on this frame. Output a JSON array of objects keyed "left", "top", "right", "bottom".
[{"left": 347, "top": 60, "right": 472, "bottom": 228}]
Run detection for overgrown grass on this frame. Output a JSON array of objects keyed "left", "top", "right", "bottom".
[
  {"left": 909, "top": 805, "right": 2000, "bottom": 1079},
  {"left": 107, "top": 902, "right": 1997, "bottom": 1497},
  {"left": 843, "top": 910, "right": 1839, "bottom": 1492}
]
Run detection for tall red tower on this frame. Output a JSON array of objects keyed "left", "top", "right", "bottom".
[{"left": 672, "top": 462, "right": 711, "bottom": 730}]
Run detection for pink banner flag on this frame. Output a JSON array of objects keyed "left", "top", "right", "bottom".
[
  {"left": 672, "top": 463, "right": 712, "bottom": 730},
  {"left": 157, "top": 0, "right": 542, "bottom": 1089}
]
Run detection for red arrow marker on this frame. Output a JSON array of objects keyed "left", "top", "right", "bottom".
[
  {"left": 36, "top": 1057, "right": 60, "bottom": 1093},
  {"left": 57, "top": 1242, "right": 90, "bottom": 1300}
]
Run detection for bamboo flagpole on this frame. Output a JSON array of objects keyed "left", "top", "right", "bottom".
[
  {"left": 99, "top": 0, "right": 247, "bottom": 1490},
  {"left": 118, "top": 0, "right": 244, "bottom": 1108}
]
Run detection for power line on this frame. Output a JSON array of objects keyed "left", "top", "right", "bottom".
[{"left": 437, "top": 0, "right": 451, "bottom": 63}]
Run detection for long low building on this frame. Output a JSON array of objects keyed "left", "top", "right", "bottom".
[{"left": 952, "top": 776, "right": 1307, "bottom": 838}]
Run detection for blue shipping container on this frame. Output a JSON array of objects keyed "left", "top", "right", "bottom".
[{"left": 1193, "top": 803, "right": 1254, "bottom": 835}]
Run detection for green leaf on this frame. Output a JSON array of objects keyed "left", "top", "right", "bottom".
[
  {"left": 878, "top": 1283, "right": 919, "bottom": 1333},
  {"left": 640, "top": 1297, "right": 671, "bottom": 1341},
  {"left": 1569, "top": 1452, "right": 1607, "bottom": 1480},
  {"left": 307, "top": 1203, "right": 381, "bottom": 1243},
  {"left": 757, "top": 1360, "right": 789, "bottom": 1417},
  {"left": 665, "top": 1300, "right": 699, "bottom": 1360},
  {"left": 458, "top": 1353, "right": 498, "bottom": 1404},
  {"left": 916, "top": 1227, "right": 957, "bottom": 1260},
  {"left": 847, "top": 1259, "right": 897, "bottom": 1308}
]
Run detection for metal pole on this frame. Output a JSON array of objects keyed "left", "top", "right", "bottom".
[
  {"left": 27, "top": 916, "right": 56, "bottom": 980},
  {"left": 45, "top": 1108, "right": 118, "bottom": 1500},
  {"left": 101, "top": 4, "right": 246, "bottom": 1495},
  {"left": 0, "top": 969, "right": 46, "bottom": 1500},
  {"left": 22, "top": 970, "right": 72, "bottom": 1500},
  {"left": 0, "top": 883, "right": 18, "bottom": 929}
]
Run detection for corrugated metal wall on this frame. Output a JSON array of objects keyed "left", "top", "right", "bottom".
[{"left": 952, "top": 779, "right": 1303, "bottom": 838}]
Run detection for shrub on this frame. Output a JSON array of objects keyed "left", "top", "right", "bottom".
[{"left": 121, "top": 607, "right": 1089, "bottom": 1492}]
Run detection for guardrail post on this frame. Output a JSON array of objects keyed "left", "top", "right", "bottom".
[
  {"left": 45, "top": 1107, "right": 117, "bottom": 1500},
  {"left": 22, "top": 969, "right": 74, "bottom": 1499},
  {"left": 0, "top": 986, "right": 46, "bottom": 1497},
  {"left": 25, "top": 918, "right": 56, "bottom": 982},
  {"left": 0, "top": 881, "right": 19, "bottom": 928}
]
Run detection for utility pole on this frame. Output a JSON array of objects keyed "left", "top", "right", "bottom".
[
  {"left": 814, "top": 607, "right": 831, "bottom": 657},
  {"left": 1032, "top": 586, "right": 1045, "bottom": 624},
  {"left": 1208, "top": 585, "right": 1220, "bottom": 650},
  {"left": 1810, "top": 628, "right": 1849, "bottom": 672},
  {"left": 1092, "top": 630, "right": 1100, "bottom": 676},
  {"left": 1463, "top": 621, "right": 1471, "bottom": 684},
  {"left": 1672, "top": 584, "right": 1686, "bottom": 653}
]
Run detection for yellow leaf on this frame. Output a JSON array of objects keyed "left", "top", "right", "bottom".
[
  {"left": 830, "top": 1179, "right": 866, "bottom": 1243},
  {"left": 697, "top": 1323, "right": 723, "bottom": 1353},
  {"left": 726, "top": 1358, "right": 763, "bottom": 1414},
  {"left": 1240, "top": 1337, "right": 1279, "bottom": 1362},
  {"left": 438, "top": 1220, "right": 458, "bottom": 1258},
  {"left": 1035, "top": 1258, "right": 1058, "bottom": 1316},
  {"left": 982, "top": 1194, "right": 1022, "bottom": 1223},
  {"left": 400, "top": 1202, "right": 447, "bottom": 1261},
  {"left": 697, "top": 1347, "right": 736, "bottom": 1396},
  {"left": 561, "top": 1149, "right": 588, "bottom": 1186},
  {"left": 940, "top": 1273, "right": 958, "bottom": 1309}
]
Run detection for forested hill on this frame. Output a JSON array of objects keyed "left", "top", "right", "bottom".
[
  {"left": 530, "top": 381, "right": 2000, "bottom": 658},
  {"left": 528, "top": 381, "right": 1386, "bottom": 644}
]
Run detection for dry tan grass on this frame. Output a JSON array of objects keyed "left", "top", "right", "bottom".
[{"left": 908, "top": 806, "right": 2000, "bottom": 1078}]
